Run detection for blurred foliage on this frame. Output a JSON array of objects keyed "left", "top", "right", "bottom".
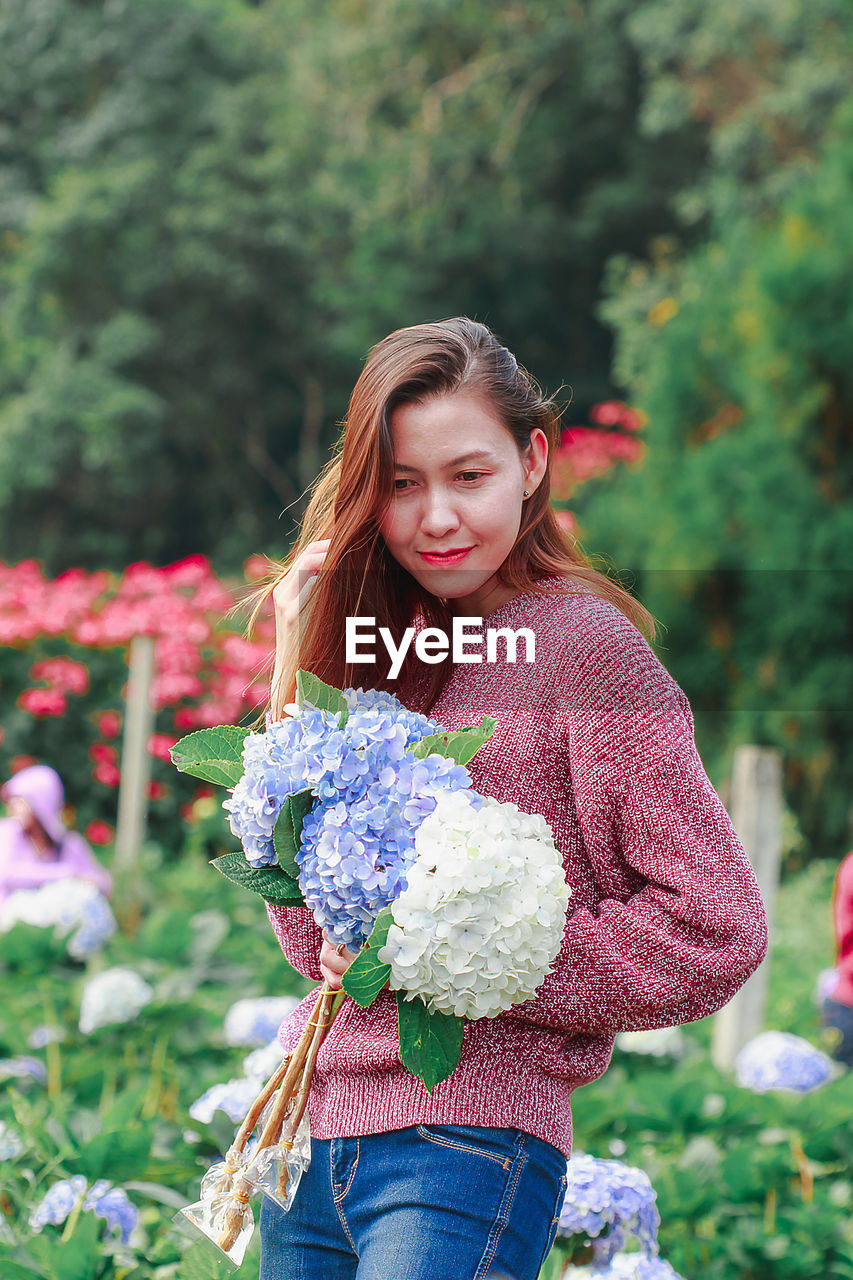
[
  {"left": 0, "top": 841, "right": 311, "bottom": 1278},
  {"left": 580, "top": 95, "right": 853, "bottom": 856},
  {"left": 0, "top": 850, "right": 850, "bottom": 1278},
  {"left": 0, "top": 0, "right": 713, "bottom": 570}
]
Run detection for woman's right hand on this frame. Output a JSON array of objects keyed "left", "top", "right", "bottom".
[
  {"left": 272, "top": 538, "right": 332, "bottom": 632},
  {"left": 319, "top": 931, "right": 359, "bottom": 991}
]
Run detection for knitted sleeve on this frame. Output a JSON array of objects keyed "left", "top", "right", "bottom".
[
  {"left": 506, "top": 600, "right": 769, "bottom": 1036},
  {"left": 265, "top": 903, "right": 324, "bottom": 982}
]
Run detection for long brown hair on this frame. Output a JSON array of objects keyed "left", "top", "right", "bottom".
[{"left": 249, "top": 317, "right": 657, "bottom": 716}]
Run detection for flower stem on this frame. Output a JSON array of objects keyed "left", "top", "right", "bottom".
[{"left": 216, "top": 984, "right": 345, "bottom": 1252}]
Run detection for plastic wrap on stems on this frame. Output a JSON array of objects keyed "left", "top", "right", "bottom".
[
  {"left": 177, "top": 1190, "right": 256, "bottom": 1270},
  {"left": 200, "top": 1051, "right": 293, "bottom": 1202},
  {"left": 241, "top": 1115, "right": 311, "bottom": 1212},
  {"left": 174, "top": 984, "right": 343, "bottom": 1265}
]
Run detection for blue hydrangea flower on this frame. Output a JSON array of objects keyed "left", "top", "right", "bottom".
[
  {"left": 189, "top": 1077, "right": 262, "bottom": 1124},
  {"left": 84, "top": 1180, "right": 139, "bottom": 1243},
  {"left": 734, "top": 1030, "right": 836, "bottom": 1094},
  {"left": 30, "top": 1177, "right": 137, "bottom": 1242},
  {"left": 0, "top": 1120, "right": 24, "bottom": 1160},
  {"left": 223, "top": 996, "right": 299, "bottom": 1047},
  {"left": 27, "top": 1025, "right": 66, "bottom": 1049},
  {"left": 557, "top": 1152, "right": 661, "bottom": 1265},
  {"left": 0, "top": 1056, "right": 46, "bottom": 1084},
  {"left": 297, "top": 752, "right": 473, "bottom": 948},
  {"left": 571, "top": 1255, "right": 684, "bottom": 1279},
  {"left": 223, "top": 687, "right": 446, "bottom": 869},
  {"left": 30, "top": 1176, "right": 88, "bottom": 1230},
  {"left": 67, "top": 892, "right": 118, "bottom": 959}
]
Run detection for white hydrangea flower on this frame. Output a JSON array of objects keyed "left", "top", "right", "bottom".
[
  {"left": 223, "top": 996, "right": 299, "bottom": 1047},
  {"left": 377, "top": 790, "right": 569, "bottom": 1019},
  {"left": 0, "top": 879, "right": 116, "bottom": 959},
  {"left": 0, "top": 1120, "right": 25, "bottom": 1160},
  {"left": 242, "top": 1037, "right": 286, "bottom": 1081},
  {"left": 79, "top": 967, "right": 154, "bottom": 1034},
  {"left": 615, "top": 1028, "right": 687, "bottom": 1059},
  {"left": 189, "top": 1076, "right": 263, "bottom": 1125}
]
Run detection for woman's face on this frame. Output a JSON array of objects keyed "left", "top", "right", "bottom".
[{"left": 379, "top": 390, "right": 548, "bottom": 614}]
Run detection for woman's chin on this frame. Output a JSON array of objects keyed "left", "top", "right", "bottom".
[{"left": 411, "top": 566, "right": 493, "bottom": 604}]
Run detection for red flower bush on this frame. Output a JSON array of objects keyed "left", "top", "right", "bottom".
[
  {"left": 85, "top": 820, "right": 114, "bottom": 846},
  {"left": 95, "top": 710, "right": 122, "bottom": 738},
  {"left": 30, "top": 656, "right": 90, "bottom": 695},
  {"left": 18, "top": 689, "right": 68, "bottom": 718},
  {"left": 0, "top": 556, "right": 275, "bottom": 847},
  {"left": 550, "top": 400, "right": 647, "bottom": 503}
]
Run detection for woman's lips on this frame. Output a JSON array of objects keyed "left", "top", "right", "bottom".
[{"left": 418, "top": 547, "right": 474, "bottom": 565}]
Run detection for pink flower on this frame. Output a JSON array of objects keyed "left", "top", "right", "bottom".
[
  {"left": 554, "top": 509, "right": 578, "bottom": 536},
  {"left": 160, "top": 554, "right": 211, "bottom": 586},
  {"left": 10, "top": 755, "right": 38, "bottom": 773},
  {"left": 589, "top": 400, "right": 645, "bottom": 432},
  {"left": 29, "top": 657, "right": 90, "bottom": 695},
  {"left": 89, "top": 743, "right": 118, "bottom": 766},
  {"left": 85, "top": 820, "right": 114, "bottom": 845},
  {"left": 244, "top": 554, "right": 272, "bottom": 583},
  {"left": 147, "top": 733, "right": 178, "bottom": 762},
  {"left": 551, "top": 427, "right": 645, "bottom": 499},
  {"left": 147, "top": 780, "right": 168, "bottom": 801},
  {"left": 18, "top": 688, "right": 68, "bottom": 717},
  {"left": 93, "top": 761, "right": 121, "bottom": 787},
  {"left": 95, "top": 711, "right": 122, "bottom": 738}
]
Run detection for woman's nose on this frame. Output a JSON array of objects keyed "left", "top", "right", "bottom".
[{"left": 419, "top": 490, "right": 461, "bottom": 537}]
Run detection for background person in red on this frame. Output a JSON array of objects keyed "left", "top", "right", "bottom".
[
  {"left": 820, "top": 848, "right": 853, "bottom": 1066},
  {"left": 0, "top": 763, "right": 113, "bottom": 906}
]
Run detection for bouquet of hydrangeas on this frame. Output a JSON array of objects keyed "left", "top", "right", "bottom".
[{"left": 170, "top": 670, "right": 570, "bottom": 1267}]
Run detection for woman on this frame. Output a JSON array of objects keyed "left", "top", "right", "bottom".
[
  {"left": 255, "top": 317, "right": 768, "bottom": 1280},
  {"left": 0, "top": 764, "right": 113, "bottom": 906}
]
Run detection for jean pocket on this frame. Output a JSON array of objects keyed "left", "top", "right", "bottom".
[{"left": 415, "top": 1123, "right": 521, "bottom": 1170}]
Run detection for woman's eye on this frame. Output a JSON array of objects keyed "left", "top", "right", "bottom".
[
  {"left": 458, "top": 471, "right": 486, "bottom": 483},
  {"left": 394, "top": 478, "right": 413, "bottom": 491}
]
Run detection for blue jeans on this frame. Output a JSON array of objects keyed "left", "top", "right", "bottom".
[
  {"left": 819, "top": 994, "right": 853, "bottom": 1067},
  {"left": 259, "top": 1124, "right": 568, "bottom": 1280}
]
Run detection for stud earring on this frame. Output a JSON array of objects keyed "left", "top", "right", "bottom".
[{"left": 523, "top": 489, "right": 530, "bottom": 498}]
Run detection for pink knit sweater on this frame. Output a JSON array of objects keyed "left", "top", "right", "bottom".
[{"left": 267, "top": 579, "right": 768, "bottom": 1157}]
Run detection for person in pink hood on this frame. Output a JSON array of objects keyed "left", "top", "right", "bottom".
[{"left": 0, "top": 764, "right": 113, "bottom": 906}]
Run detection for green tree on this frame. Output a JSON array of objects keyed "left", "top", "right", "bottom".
[
  {"left": 579, "top": 96, "right": 853, "bottom": 856},
  {"left": 0, "top": 0, "right": 326, "bottom": 570},
  {"left": 0, "top": 0, "right": 712, "bottom": 570}
]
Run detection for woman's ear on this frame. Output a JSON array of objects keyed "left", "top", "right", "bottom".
[{"left": 524, "top": 427, "right": 549, "bottom": 493}]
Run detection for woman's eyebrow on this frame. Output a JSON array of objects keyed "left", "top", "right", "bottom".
[{"left": 394, "top": 450, "right": 497, "bottom": 474}]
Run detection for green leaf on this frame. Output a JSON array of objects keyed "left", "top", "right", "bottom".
[
  {"left": 71, "top": 1127, "right": 151, "bottom": 1182},
  {"left": 341, "top": 907, "right": 393, "bottom": 1007},
  {"left": 397, "top": 993, "right": 464, "bottom": 1092},
  {"left": 0, "top": 1263, "right": 47, "bottom": 1280},
  {"left": 296, "top": 668, "right": 349, "bottom": 727},
  {"left": 211, "top": 852, "right": 304, "bottom": 905},
  {"left": 410, "top": 715, "right": 498, "bottom": 765},
  {"left": 170, "top": 725, "right": 249, "bottom": 787},
  {"left": 29, "top": 1209, "right": 100, "bottom": 1280},
  {"left": 273, "top": 789, "right": 314, "bottom": 876}
]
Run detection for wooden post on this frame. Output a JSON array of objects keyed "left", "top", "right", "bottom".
[
  {"left": 711, "top": 745, "right": 782, "bottom": 1073},
  {"left": 114, "top": 635, "right": 156, "bottom": 875}
]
